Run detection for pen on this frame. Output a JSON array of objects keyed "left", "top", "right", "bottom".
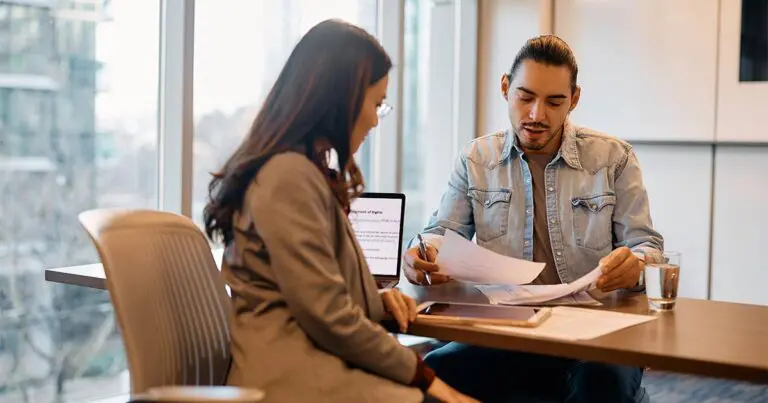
[{"left": 416, "top": 233, "right": 432, "bottom": 285}]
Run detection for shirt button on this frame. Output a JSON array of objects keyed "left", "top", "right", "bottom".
[
  {"left": 524, "top": 240, "right": 530, "bottom": 246},
  {"left": 526, "top": 209, "right": 531, "bottom": 214},
  {"left": 547, "top": 187, "right": 554, "bottom": 192},
  {"left": 556, "top": 251, "right": 562, "bottom": 256},
  {"left": 550, "top": 218, "right": 556, "bottom": 223},
  {"left": 485, "top": 200, "right": 491, "bottom": 207}
]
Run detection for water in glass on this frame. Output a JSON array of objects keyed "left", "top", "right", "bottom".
[{"left": 646, "top": 261, "right": 680, "bottom": 311}]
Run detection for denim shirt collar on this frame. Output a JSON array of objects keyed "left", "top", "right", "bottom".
[{"left": 501, "top": 120, "right": 583, "bottom": 170}]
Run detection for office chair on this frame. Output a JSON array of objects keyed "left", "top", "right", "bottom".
[{"left": 79, "top": 208, "right": 264, "bottom": 402}]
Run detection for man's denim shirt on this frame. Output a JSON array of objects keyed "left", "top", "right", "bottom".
[{"left": 417, "top": 121, "right": 664, "bottom": 283}]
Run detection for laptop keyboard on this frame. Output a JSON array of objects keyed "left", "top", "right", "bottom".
[{"left": 376, "top": 280, "right": 397, "bottom": 289}]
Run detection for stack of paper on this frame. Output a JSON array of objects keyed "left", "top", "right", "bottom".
[
  {"left": 475, "top": 306, "right": 656, "bottom": 341},
  {"left": 436, "top": 231, "right": 602, "bottom": 306},
  {"left": 475, "top": 267, "right": 603, "bottom": 306},
  {"left": 477, "top": 286, "right": 602, "bottom": 306}
]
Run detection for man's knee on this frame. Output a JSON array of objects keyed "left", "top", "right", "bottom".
[
  {"left": 567, "top": 362, "right": 643, "bottom": 402},
  {"left": 423, "top": 343, "right": 473, "bottom": 384}
]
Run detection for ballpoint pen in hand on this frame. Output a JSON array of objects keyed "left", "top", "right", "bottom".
[{"left": 416, "top": 233, "right": 432, "bottom": 285}]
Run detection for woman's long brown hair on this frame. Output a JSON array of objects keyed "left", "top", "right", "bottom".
[{"left": 204, "top": 20, "right": 392, "bottom": 245}]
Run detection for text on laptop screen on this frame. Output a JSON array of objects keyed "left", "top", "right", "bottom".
[{"left": 348, "top": 197, "right": 403, "bottom": 276}]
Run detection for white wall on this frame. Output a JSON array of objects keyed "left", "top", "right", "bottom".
[
  {"left": 553, "top": 0, "right": 720, "bottom": 299},
  {"left": 476, "top": 0, "right": 541, "bottom": 135},
  {"left": 555, "top": 0, "right": 719, "bottom": 142},
  {"left": 632, "top": 145, "right": 713, "bottom": 299},
  {"left": 477, "top": 0, "right": 768, "bottom": 305},
  {"left": 716, "top": 0, "right": 768, "bottom": 142},
  {"left": 711, "top": 147, "right": 768, "bottom": 305}
]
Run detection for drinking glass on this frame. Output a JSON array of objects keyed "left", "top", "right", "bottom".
[{"left": 645, "top": 251, "right": 681, "bottom": 311}]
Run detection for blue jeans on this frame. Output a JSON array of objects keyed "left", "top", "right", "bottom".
[{"left": 424, "top": 343, "right": 644, "bottom": 403}]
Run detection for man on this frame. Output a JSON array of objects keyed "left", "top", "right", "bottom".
[{"left": 404, "top": 35, "right": 663, "bottom": 402}]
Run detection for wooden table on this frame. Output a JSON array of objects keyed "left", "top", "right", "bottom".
[
  {"left": 396, "top": 280, "right": 768, "bottom": 384},
  {"left": 45, "top": 265, "right": 768, "bottom": 384}
]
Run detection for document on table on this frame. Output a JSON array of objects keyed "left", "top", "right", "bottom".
[
  {"left": 475, "top": 306, "right": 656, "bottom": 341},
  {"left": 436, "top": 230, "right": 545, "bottom": 285},
  {"left": 475, "top": 266, "right": 604, "bottom": 306},
  {"left": 477, "top": 286, "right": 602, "bottom": 306},
  {"left": 533, "top": 292, "right": 602, "bottom": 306}
]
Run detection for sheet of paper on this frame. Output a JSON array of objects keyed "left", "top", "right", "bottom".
[
  {"left": 474, "top": 266, "right": 603, "bottom": 305},
  {"left": 535, "top": 292, "right": 603, "bottom": 306},
  {"left": 436, "top": 231, "right": 545, "bottom": 285},
  {"left": 476, "top": 306, "right": 656, "bottom": 341},
  {"left": 476, "top": 285, "right": 602, "bottom": 306}
]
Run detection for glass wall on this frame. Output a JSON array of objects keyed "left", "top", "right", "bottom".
[
  {"left": 0, "top": 1, "right": 477, "bottom": 400},
  {"left": 192, "top": 0, "right": 379, "bottom": 228},
  {"left": 401, "top": 0, "right": 475, "bottom": 247},
  {"left": 0, "top": 0, "right": 159, "bottom": 402}
]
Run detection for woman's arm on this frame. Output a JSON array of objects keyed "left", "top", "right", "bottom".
[{"left": 244, "top": 153, "right": 420, "bottom": 385}]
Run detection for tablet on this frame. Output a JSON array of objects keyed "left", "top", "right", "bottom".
[{"left": 416, "top": 301, "right": 551, "bottom": 328}]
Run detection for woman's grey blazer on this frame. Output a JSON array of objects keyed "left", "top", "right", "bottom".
[{"left": 222, "top": 152, "right": 423, "bottom": 403}]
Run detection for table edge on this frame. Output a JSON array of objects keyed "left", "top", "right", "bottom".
[
  {"left": 404, "top": 322, "right": 768, "bottom": 384},
  {"left": 45, "top": 267, "right": 106, "bottom": 290}
]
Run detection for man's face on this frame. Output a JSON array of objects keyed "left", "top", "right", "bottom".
[{"left": 502, "top": 60, "right": 580, "bottom": 152}]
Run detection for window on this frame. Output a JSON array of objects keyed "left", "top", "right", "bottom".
[
  {"left": 740, "top": 0, "right": 768, "bottom": 82},
  {"left": 192, "top": 0, "right": 379, "bottom": 229},
  {"left": 0, "top": 1, "right": 159, "bottom": 402},
  {"left": 0, "top": 1, "right": 477, "bottom": 401},
  {"left": 400, "top": 0, "right": 477, "bottom": 246}
]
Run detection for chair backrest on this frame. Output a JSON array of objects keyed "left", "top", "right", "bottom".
[{"left": 79, "top": 209, "right": 232, "bottom": 394}]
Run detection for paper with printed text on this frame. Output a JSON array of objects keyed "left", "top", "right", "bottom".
[{"left": 436, "top": 231, "right": 545, "bottom": 285}]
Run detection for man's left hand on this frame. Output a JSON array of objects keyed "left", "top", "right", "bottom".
[{"left": 597, "top": 247, "right": 643, "bottom": 292}]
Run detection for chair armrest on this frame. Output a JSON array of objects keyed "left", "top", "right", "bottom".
[{"left": 129, "top": 386, "right": 265, "bottom": 402}]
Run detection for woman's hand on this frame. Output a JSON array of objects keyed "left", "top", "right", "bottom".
[
  {"left": 427, "top": 377, "right": 480, "bottom": 403},
  {"left": 380, "top": 288, "right": 418, "bottom": 332}
]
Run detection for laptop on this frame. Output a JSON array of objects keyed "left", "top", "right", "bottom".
[{"left": 348, "top": 192, "right": 406, "bottom": 289}]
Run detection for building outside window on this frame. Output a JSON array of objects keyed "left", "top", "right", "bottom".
[
  {"left": 191, "top": 0, "right": 378, "bottom": 230},
  {"left": 0, "top": 1, "right": 159, "bottom": 401}
]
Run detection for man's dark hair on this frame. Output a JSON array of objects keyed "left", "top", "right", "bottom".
[{"left": 508, "top": 35, "right": 578, "bottom": 92}]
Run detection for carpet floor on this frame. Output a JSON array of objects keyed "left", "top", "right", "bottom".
[{"left": 644, "top": 371, "right": 768, "bottom": 402}]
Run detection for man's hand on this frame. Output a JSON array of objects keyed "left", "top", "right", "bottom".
[
  {"left": 380, "top": 288, "right": 418, "bottom": 333},
  {"left": 597, "top": 246, "right": 644, "bottom": 292},
  {"left": 403, "top": 245, "right": 451, "bottom": 286}
]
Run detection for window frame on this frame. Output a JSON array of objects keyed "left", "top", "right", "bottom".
[{"left": 157, "top": 0, "right": 194, "bottom": 216}]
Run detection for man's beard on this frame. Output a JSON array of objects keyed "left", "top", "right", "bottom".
[{"left": 515, "top": 123, "right": 562, "bottom": 151}]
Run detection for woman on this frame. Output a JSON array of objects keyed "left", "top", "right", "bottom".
[{"left": 203, "top": 20, "right": 477, "bottom": 403}]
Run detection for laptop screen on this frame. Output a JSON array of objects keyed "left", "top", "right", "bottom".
[{"left": 348, "top": 194, "right": 405, "bottom": 277}]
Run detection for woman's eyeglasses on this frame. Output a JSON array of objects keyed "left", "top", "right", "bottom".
[{"left": 376, "top": 101, "right": 393, "bottom": 118}]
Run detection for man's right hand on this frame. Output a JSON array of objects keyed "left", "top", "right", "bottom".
[{"left": 404, "top": 244, "right": 451, "bottom": 286}]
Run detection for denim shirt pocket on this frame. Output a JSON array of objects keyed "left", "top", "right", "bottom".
[
  {"left": 468, "top": 188, "right": 512, "bottom": 242},
  {"left": 571, "top": 192, "right": 616, "bottom": 251}
]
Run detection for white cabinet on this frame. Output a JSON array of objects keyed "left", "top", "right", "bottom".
[
  {"left": 710, "top": 146, "right": 768, "bottom": 305},
  {"left": 633, "top": 145, "right": 713, "bottom": 299},
  {"left": 716, "top": 0, "right": 768, "bottom": 143},
  {"left": 555, "top": 0, "right": 719, "bottom": 142}
]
